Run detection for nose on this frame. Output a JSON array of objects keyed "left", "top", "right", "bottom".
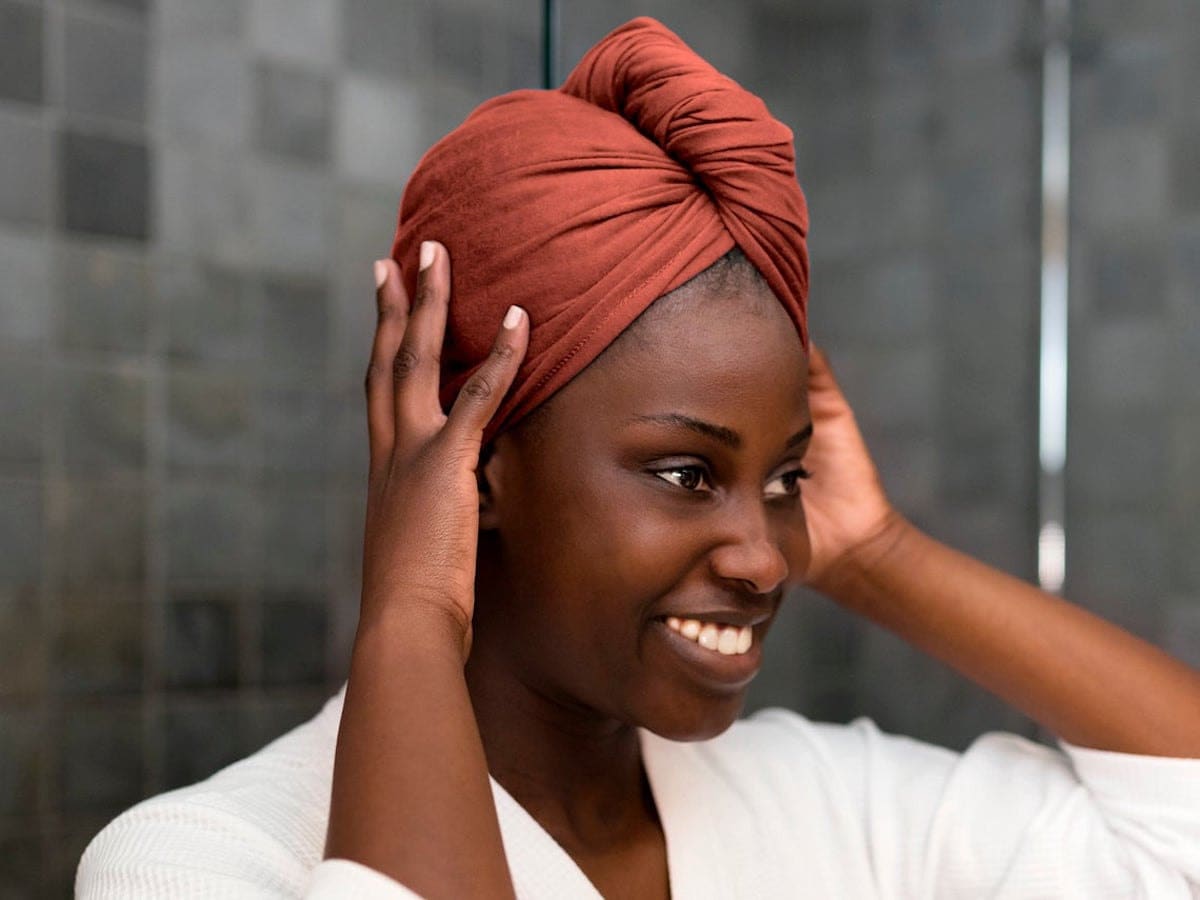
[{"left": 707, "top": 497, "right": 789, "bottom": 596}]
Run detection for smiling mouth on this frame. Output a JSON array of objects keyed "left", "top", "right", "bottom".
[{"left": 661, "top": 616, "right": 753, "bottom": 655}]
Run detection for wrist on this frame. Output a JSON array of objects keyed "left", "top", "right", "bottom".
[
  {"left": 810, "top": 508, "right": 914, "bottom": 608},
  {"left": 355, "top": 597, "right": 473, "bottom": 666}
]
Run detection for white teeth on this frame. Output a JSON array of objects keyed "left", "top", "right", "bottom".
[
  {"left": 736, "top": 626, "right": 752, "bottom": 654},
  {"left": 664, "top": 618, "right": 754, "bottom": 656},
  {"left": 717, "top": 627, "right": 739, "bottom": 655}
]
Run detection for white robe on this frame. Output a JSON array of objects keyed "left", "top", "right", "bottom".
[{"left": 76, "top": 682, "right": 1200, "bottom": 898}]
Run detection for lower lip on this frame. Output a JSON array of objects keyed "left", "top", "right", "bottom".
[{"left": 650, "top": 619, "right": 763, "bottom": 691}]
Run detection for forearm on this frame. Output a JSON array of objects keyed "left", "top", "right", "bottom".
[
  {"left": 324, "top": 607, "right": 515, "bottom": 899},
  {"left": 821, "top": 517, "right": 1200, "bottom": 757}
]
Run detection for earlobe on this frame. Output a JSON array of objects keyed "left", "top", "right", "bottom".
[{"left": 478, "top": 449, "right": 503, "bottom": 530}]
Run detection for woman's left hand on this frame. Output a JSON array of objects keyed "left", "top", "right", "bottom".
[{"left": 799, "top": 345, "right": 901, "bottom": 591}]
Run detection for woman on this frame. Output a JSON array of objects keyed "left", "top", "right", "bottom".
[{"left": 78, "top": 17, "right": 1200, "bottom": 899}]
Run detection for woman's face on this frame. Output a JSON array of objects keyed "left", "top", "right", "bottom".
[{"left": 478, "top": 279, "right": 811, "bottom": 741}]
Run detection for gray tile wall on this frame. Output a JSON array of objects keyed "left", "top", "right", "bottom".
[
  {"left": 0, "top": 0, "right": 1196, "bottom": 894},
  {"left": 1066, "top": 0, "right": 1200, "bottom": 654},
  {"left": 0, "top": 0, "right": 540, "bottom": 894}
]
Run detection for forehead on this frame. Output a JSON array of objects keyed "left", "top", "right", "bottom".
[{"left": 538, "top": 282, "right": 808, "bottom": 440}]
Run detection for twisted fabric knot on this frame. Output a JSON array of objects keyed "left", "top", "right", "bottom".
[{"left": 391, "top": 16, "right": 809, "bottom": 443}]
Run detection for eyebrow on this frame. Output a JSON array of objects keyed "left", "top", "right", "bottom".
[{"left": 629, "top": 413, "right": 813, "bottom": 453}]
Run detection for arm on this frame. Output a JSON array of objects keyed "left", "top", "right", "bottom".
[
  {"left": 802, "top": 346, "right": 1200, "bottom": 758},
  {"left": 323, "top": 245, "right": 526, "bottom": 898}
]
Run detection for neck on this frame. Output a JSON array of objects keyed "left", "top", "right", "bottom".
[{"left": 464, "top": 553, "right": 659, "bottom": 850}]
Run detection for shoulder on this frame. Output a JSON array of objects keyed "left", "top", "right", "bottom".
[{"left": 76, "top": 685, "right": 347, "bottom": 897}]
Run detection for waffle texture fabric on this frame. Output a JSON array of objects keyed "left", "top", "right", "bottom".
[{"left": 77, "top": 681, "right": 1200, "bottom": 898}]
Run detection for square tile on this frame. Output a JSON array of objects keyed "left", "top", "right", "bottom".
[
  {"left": 59, "top": 703, "right": 144, "bottom": 813},
  {"left": 0, "top": 707, "right": 41, "bottom": 816},
  {"left": 163, "top": 482, "right": 254, "bottom": 582},
  {"left": 343, "top": 0, "right": 428, "bottom": 80},
  {"left": 259, "top": 386, "right": 328, "bottom": 476},
  {"left": 0, "top": 108, "right": 52, "bottom": 225},
  {"left": 0, "top": 1, "right": 44, "bottom": 105},
  {"left": 163, "top": 594, "right": 239, "bottom": 689},
  {"left": 1087, "top": 230, "right": 1168, "bottom": 318},
  {"left": 0, "top": 833, "right": 41, "bottom": 898},
  {"left": 63, "top": 13, "right": 147, "bottom": 124},
  {"left": 1076, "top": 127, "right": 1168, "bottom": 230},
  {"left": 245, "top": 691, "right": 327, "bottom": 747},
  {"left": 335, "top": 74, "right": 422, "bottom": 184},
  {"left": 155, "top": 146, "right": 251, "bottom": 264},
  {"left": 246, "top": 161, "right": 332, "bottom": 275},
  {"left": 0, "top": 594, "right": 43, "bottom": 695},
  {"left": 255, "top": 60, "right": 331, "bottom": 164},
  {"left": 249, "top": 0, "right": 339, "bottom": 68},
  {"left": 1171, "top": 123, "right": 1200, "bottom": 215},
  {"left": 56, "top": 242, "right": 151, "bottom": 354},
  {"left": 60, "top": 131, "right": 151, "bottom": 241},
  {"left": 1078, "top": 319, "right": 1169, "bottom": 414},
  {"left": 260, "top": 592, "right": 327, "bottom": 685},
  {"left": 166, "top": 370, "right": 252, "bottom": 473},
  {"left": 48, "top": 479, "right": 146, "bottom": 587},
  {"left": 1075, "top": 38, "right": 1169, "bottom": 129},
  {"left": 431, "top": 3, "right": 487, "bottom": 89},
  {"left": 156, "top": 40, "right": 250, "bottom": 149},
  {"left": 0, "top": 227, "right": 52, "bottom": 347},
  {"left": 0, "top": 479, "right": 42, "bottom": 588},
  {"left": 1163, "top": 600, "right": 1200, "bottom": 669},
  {"left": 161, "top": 698, "right": 251, "bottom": 789},
  {"left": 55, "top": 598, "right": 144, "bottom": 694},
  {"left": 57, "top": 364, "right": 147, "bottom": 474},
  {"left": 0, "top": 357, "right": 44, "bottom": 466},
  {"left": 65, "top": 0, "right": 149, "bottom": 13},
  {"left": 261, "top": 274, "right": 329, "bottom": 376},
  {"left": 261, "top": 490, "right": 327, "bottom": 587},
  {"left": 933, "top": 0, "right": 1023, "bottom": 68},
  {"left": 160, "top": 0, "right": 242, "bottom": 40},
  {"left": 159, "top": 259, "right": 258, "bottom": 363}
]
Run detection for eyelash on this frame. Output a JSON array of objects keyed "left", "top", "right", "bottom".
[{"left": 652, "top": 464, "right": 812, "bottom": 497}]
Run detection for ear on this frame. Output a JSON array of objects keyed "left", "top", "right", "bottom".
[{"left": 478, "top": 442, "right": 505, "bottom": 531}]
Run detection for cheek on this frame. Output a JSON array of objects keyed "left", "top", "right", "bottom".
[{"left": 779, "top": 506, "right": 812, "bottom": 582}]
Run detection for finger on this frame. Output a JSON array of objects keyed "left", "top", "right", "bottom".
[
  {"left": 444, "top": 304, "right": 529, "bottom": 450},
  {"left": 807, "top": 343, "right": 839, "bottom": 388},
  {"left": 393, "top": 240, "right": 451, "bottom": 441},
  {"left": 365, "top": 258, "right": 409, "bottom": 470}
]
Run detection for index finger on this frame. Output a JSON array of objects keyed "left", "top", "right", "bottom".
[{"left": 365, "top": 257, "right": 409, "bottom": 472}]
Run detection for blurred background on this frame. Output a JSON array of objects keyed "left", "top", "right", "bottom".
[{"left": 0, "top": 0, "right": 1197, "bottom": 894}]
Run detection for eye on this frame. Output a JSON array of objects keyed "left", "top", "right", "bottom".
[
  {"left": 764, "top": 467, "right": 811, "bottom": 499},
  {"left": 653, "top": 465, "right": 711, "bottom": 492}
]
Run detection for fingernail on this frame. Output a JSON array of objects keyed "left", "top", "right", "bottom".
[
  {"left": 502, "top": 305, "right": 524, "bottom": 329},
  {"left": 419, "top": 241, "right": 436, "bottom": 271},
  {"left": 373, "top": 260, "right": 387, "bottom": 288}
]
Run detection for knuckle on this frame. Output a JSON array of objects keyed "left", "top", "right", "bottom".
[
  {"left": 364, "top": 361, "right": 387, "bottom": 393},
  {"left": 461, "top": 374, "right": 494, "bottom": 402},
  {"left": 490, "top": 341, "right": 516, "bottom": 362},
  {"left": 392, "top": 348, "right": 420, "bottom": 380},
  {"left": 376, "top": 299, "right": 405, "bottom": 322}
]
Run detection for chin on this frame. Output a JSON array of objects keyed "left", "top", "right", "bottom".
[{"left": 635, "top": 689, "right": 748, "bottom": 743}]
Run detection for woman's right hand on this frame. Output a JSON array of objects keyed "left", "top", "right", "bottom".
[{"left": 360, "top": 240, "right": 529, "bottom": 659}]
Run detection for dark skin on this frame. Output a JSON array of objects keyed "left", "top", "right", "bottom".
[
  {"left": 325, "top": 241, "right": 1200, "bottom": 899},
  {"left": 466, "top": 267, "right": 810, "bottom": 897}
]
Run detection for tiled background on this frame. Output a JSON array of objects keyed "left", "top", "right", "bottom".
[{"left": 0, "top": 0, "right": 1196, "bottom": 895}]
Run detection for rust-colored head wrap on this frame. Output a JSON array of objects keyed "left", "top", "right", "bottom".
[{"left": 391, "top": 16, "right": 809, "bottom": 443}]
